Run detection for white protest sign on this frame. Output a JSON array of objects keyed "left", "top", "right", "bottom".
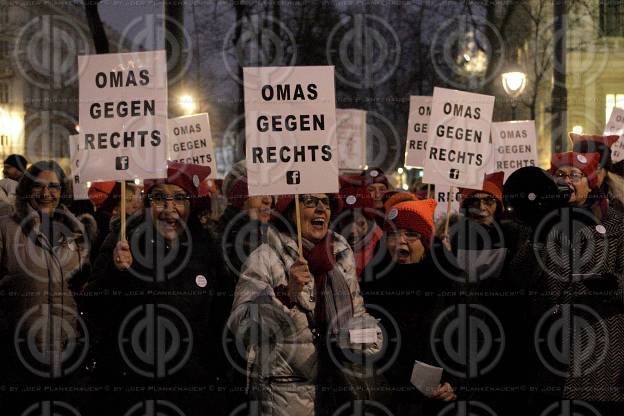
[
  {"left": 404, "top": 96, "right": 432, "bottom": 168},
  {"left": 434, "top": 184, "right": 461, "bottom": 223},
  {"left": 244, "top": 66, "right": 338, "bottom": 196},
  {"left": 423, "top": 88, "right": 495, "bottom": 188},
  {"left": 336, "top": 109, "right": 366, "bottom": 170},
  {"left": 168, "top": 113, "right": 217, "bottom": 176},
  {"left": 68, "top": 134, "right": 89, "bottom": 200},
  {"left": 604, "top": 107, "right": 624, "bottom": 162},
  {"left": 78, "top": 50, "right": 168, "bottom": 181},
  {"left": 491, "top": 121, "right": 537, "bottom": 181}
]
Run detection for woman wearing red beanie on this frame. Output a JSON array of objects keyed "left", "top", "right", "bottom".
[
  {"left": 360, "top": 199, "right": 461, "bottom": 415},
  {"left": 507, "top": 152, "right": 624, "bottom": 413},
  {"left": 83, "top": 162, "right": 231, "bottom": 414},
  {"left": 229, "top": 192, "right": 382, "bottom": 416}
]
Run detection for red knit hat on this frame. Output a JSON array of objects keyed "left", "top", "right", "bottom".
[
  {"left": 383, "top": 190, "right": 417, "bottom": 213},
  {"left": 88, "top": 181, "right": 117, "bottom": 209},
  {"left": 459, "top": 171, "right": 504, "bottom": 207},
  {"left": 550, "top": 152, "right": 602, "bottom": 189},
  {"left": 227, "top": 177, "right": 249, "bottom": 209},
  {"left": 569, "top": 133, "right": 620, "bottom": 169},
  {"left": 384, "top": 199, "right": 437, "bottom": 243},
  {"left": 144, "top": 161, "right": 213, "bottom": 198},
  {"left": 360, "top": 167, "right": 390, "bottom": 188},
  {"left": 339, "top": 185, "right": 376, "bottom": 218}
]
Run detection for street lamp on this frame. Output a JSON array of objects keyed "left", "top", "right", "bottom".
[
  {"left": 178, "top": 94, "right": 197, "bottom": 115},
  {"left": 501, "top": 71, "right": 527, "bottom": 120}
]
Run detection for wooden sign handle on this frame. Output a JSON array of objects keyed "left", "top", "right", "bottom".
[
  {"left": 294, "top": 194, "right": 303, "bottom": 257},
  {"left": 426, "top": 183, "right": 431, "bottom": 200},
  {"left": 444, "top": 186, "right": 453, "bottom": 238},
  {"left": 120, "top": 181, "right": 126, "bottom": 242}
]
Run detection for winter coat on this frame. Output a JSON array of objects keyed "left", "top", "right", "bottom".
[
  {"left": 508, "top": 207, "right": 624, "bottom": 404},
  {"left": 228, "top": 227, "right": 383, "bottom": 416},
  {"left": 0, "top": 200, "right": 90, "bottom": 410},
  {"left": 360, "top": 254, "right": 458, "bottom": 416},
  {"left": 83, "top": 213, "right": 233, "bottom": 415}
]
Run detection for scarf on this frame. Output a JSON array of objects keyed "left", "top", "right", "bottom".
[
  {"left": 352, "top": 223, "right": 383, "bottom": 279},
  {"left": 302, "top": 234, "right": 354, "bottom": 336}
]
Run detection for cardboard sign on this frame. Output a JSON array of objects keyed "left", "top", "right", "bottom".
[
  {"left": 244, "top": 66, "right": 338, "bottom": 196},
  {"left": 604, "top": 107, "right": 624, "bottom": 162},
  {"left": 404, "top": 96, "right": 432, "bottom": 168},
  {"left": 491, "top": 121, "right": 537, "bottom": 181},
  {"left": 336, "top": 109, "right": 366, "bottom": 170},
  {"left": 434, "top": 184, "right": 461, "bottom": 223},
  {"left": 78, "top": 50, "right": 168, "bottom": 181},
  {"left": 68, "top": 134, "right": 89, "bottom": 200},
  {"left": 168, "top": 113, "right": 217, "bottom": 176},
  {"left": 422, "top": 88, "right": 495, "bottom": 188}
]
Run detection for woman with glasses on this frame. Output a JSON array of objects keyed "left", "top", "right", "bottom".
[
  {"left": 507, "top": 152, "right": 624, "bottom": 414},
  {"left": 0, "top": 160, "right": 91, "bottom": 412},
  {"left": 83, "top": 162, "right": 231, "bottom": 415},
  {"left": 360, "top": 199, "right": 460, "bottom": 415},
  {"left": 229, "top": 192, "right": 383, "bottom": 415}
]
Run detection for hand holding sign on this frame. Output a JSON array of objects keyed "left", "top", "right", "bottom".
[
  {"left": 288, "top": 257, "right": 311, "bottom": 301},
  {"left": 113, "top": 240, "right": 133, "bottom": 271}
]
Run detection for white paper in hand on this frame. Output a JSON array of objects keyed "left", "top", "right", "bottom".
[
  {"left": 349, "top": 328, "right": 378, "bottom": 344},
  {"left": 410, "top": 361, "right": 443, "bottom": 397}
]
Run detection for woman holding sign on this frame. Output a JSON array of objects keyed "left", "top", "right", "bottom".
[
  {"left": 84, "top": 162, "right": 231, "bottom": 416},
  {"left": 229, "top": 193, "right": 383, "bottom": 416}
]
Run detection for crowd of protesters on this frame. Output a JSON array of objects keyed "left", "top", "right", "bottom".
[{"left": 0, "top": 131, "right": 623, "bottom": 416}]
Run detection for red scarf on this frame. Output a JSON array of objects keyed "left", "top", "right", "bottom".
[
  {"left": 353, "top": 223, "right": 383, "bottom": 279},
  {"left": 302, "top": 234, "right": 335, "bottom": 329}
]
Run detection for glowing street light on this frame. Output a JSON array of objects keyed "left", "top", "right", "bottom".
[
  {"left": 501, "top": 71, "right": 527, "bottom": 120},
  {"left": 178, "top": 94, "right": 197, "bottom": 115}
]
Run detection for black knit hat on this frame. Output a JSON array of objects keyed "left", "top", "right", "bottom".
[{"left": 4, "top": 154, "right": 28, "bottom": 173}]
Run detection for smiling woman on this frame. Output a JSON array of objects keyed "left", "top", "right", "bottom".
[{"left": 229, "top": 192, "right": 384, "bottom": 415}]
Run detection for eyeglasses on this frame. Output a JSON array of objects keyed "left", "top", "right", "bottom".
[
  {"left": 149, "top": 192, "right": 190, "bottom": 207},
  {"left": 32, "top": 182, "right": 61, "bottom": 192},
  {"left": 301, "top": 195, "right": 331, "bottom": 209},
  {"left": 555, "top": 170, "right": 585, "bottom": 183},
  {"left": 386, "top": 229, "right": 422, "bottom": 241},
  {"left": 465, "top": 196, "right": 497, "bottom": 208}
]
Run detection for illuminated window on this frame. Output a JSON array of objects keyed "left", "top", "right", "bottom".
[
  {"left": 0, "top": 83, "right": 8, "bottom": 104},
  {"left": 606, "top": 94, "right": 624, "bottom": 121}
]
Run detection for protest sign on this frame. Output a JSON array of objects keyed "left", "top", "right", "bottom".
[
  {"left": 336, "top": 109, "right": 366, "bottom": 170},
  {"left": 68, "top": 134, "right": 89, "bottom": 200},
  {"left": 244, "top": 66, "right": 338, "bottom": 196},
  {"left": 168, "top": 113, "right": 217, "bottom": 176},
  {"left": 491, "top": 120, "right": 537, "bottom": 181},
  {"left": 604, "top": 107, "right": 624, "bottom": 162},
  {"left": 422, "top": 88, "right": 495, "bottom": 188},
  {"left": 404, "top": 96, "right": 432, "bottom": 168},
  {"left": 433, "top": 184, "right": 461, "bottom": 223},
  {"left": 78, "top": 50, "right": 168, "bottom": 181}
]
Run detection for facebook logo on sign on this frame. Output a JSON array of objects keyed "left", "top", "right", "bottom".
[
  {"left": 449, "top": 169, "right": 459, "bottom": 180},
  {"left": 286, "top": 170, "right": 301, "bottom": 185},
  {"left": 116, "top": 156, "right": 129, "bottom": 170}
]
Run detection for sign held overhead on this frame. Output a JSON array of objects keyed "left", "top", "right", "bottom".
[
  {"left": 244, "top": 66, "right": 338, "bottom": 196},
  {"left": 422, "top": 87, "right": 495, "bottom": 188},
  {"left": 78, "top": 50, "right": 168, "bottom": 181},
  {"left": 168, "top": 113, "right": 217, "bottom": 176},
  {"left": 404, "top": 96, "right": 432, "bottom": 169}
]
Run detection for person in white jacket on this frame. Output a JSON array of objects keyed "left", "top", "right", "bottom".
[{"left": 229, "top": 193, "right": 384, "bottom": 416}]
